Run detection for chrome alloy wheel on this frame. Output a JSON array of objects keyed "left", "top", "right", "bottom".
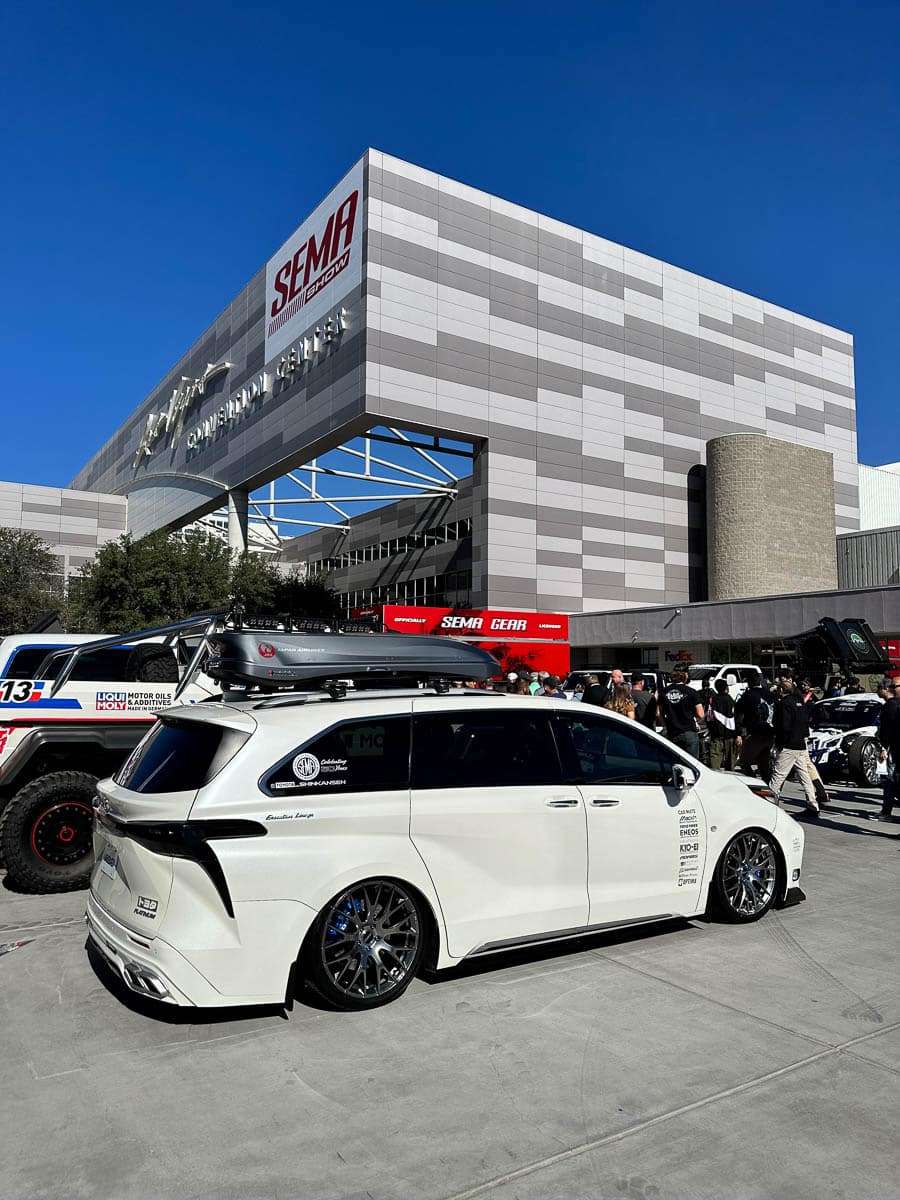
[
  {"left": 320, "top": 881, "right": 420, "bottom": 1001},
  {"left": 721, "top": 832, "right": 777, "bottom": 917},
  {"left": 859, "top": 739, "right": 880, "bottom": 785}
]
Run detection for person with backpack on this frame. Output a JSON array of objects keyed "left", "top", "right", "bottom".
[
  {"left": 707, "top": 679, "right": 739, "bottom": 770},
  {"left": 735, "top": 673, "right": 775, "bottom": 780}
]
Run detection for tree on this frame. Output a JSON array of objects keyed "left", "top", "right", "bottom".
[
  {"left": 0, "top": 529, "right": 61, "bottom": 635},
  {"left": 68, "top": 532, "right": 341, "bottom": 633},
  {"left": 69, "top": 531, "right": 232, "bottom": 631}
]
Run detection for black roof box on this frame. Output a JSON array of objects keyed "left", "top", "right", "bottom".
[{"left": 206, "top": 631, "right": 499, "bottom": 689}]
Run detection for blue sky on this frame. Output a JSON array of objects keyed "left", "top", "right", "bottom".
[{"left": 3, "top": 0, "right": 898, "bottom": 489}]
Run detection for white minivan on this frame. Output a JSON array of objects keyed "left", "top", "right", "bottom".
[{"left": 87, "top": 689, "right": 805, "bottom": 1012}]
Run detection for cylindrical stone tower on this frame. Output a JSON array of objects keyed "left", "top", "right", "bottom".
[{"left": 706, "top": 433, "right": 838, "bottom": 601}]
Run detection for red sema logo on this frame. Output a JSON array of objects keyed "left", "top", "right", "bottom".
[
  {"left": 258, "top": 643, "right": 276, "bottom": 658},
  {"left": 268, "top": 190, "right": 359, "bottom": 339}
]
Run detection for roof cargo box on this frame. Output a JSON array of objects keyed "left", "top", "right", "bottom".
[{"left": 206, "top": 631, "right": 499, "bottom": 689}]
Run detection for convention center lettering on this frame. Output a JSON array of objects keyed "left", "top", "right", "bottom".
[{"left": 132, "top": 308, "right": 347, "bottom": 467}]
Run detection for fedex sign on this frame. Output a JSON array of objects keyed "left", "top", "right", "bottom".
[{"left": 264, "top": 160, "right": 364, "bottom": 361}]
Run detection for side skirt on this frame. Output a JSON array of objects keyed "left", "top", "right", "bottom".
[{"left": 467, "top": 914, "right": 675, "bottom": 958}]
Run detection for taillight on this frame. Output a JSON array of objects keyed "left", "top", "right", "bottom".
[
  {"left": 125, "top": 820, "right": 266, "bottom": 856},
  {"left": 119, "top": 820, "right": 266, "bottom": 918}
]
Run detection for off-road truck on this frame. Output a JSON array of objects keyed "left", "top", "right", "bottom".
[{"left": 0, "top": 613, "right": 222, "bottom": 892}]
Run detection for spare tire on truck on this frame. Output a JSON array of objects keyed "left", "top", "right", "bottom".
[{"left": 0, "top": 772, "right": 97, "bottom": 892}]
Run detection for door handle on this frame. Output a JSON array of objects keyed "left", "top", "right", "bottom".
[
  {"left": 589, "top": 796, "right": 621, "bottom": 807},
  {"left": 545, "top": 796, "right": 579, "bottom": 808}
]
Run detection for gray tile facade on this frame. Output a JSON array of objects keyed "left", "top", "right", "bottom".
[
  {"left": 69, "top": 149, "right": 859, "bottom": 613},
  {"left": 0, "top": 480, "right": 127, "bottom": 582}
]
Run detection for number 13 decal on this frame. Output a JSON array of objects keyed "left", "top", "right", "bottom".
[{"left": 0, "top": 680, "right": 36, "bottom": 703}]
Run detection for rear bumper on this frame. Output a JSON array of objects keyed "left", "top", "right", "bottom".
[{"left": 85, "top": 892, "right": 296, "bottom": 1008}]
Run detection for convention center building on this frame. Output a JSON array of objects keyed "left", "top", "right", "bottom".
[{"left": 6, "top": 148, "right": 898, "bottom": 664}]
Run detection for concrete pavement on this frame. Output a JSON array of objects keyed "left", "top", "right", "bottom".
[{"left": 0, "top": 781, "right": 898, "bottom": 1200}]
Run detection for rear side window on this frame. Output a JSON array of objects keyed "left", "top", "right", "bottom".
[
  {"left": 412, "top": 710, "right": 562, "bottom": 789},
  {"left": 115, "top": 720, "right": 249, "bottom": 793},
  {"left": 262, "top": 717, "right": 411, "bottom": 795}
]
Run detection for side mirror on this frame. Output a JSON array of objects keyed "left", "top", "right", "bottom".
[{"left": 672, "top": 763, "right": 697, "bottom": 791}]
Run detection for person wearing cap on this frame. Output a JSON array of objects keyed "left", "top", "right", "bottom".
[
  {"left": 540, "top": 674, "right": 566, "bottom": 699},
  {"left": 505, "top": 671, "right": 518, "bottom": 694},
  {"left": 659, "top": 668, "right": 707, "bottom": 757},
  {"left": 629, "top": 672, "right": 657, "bottom": 728}
]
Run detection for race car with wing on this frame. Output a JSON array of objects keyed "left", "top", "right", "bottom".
[{"left": 806, "top": 693, "right": 885, "bottom": 786}]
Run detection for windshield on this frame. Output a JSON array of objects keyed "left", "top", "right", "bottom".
[
  {"left": 687, "top": 665, "right": 721, "bottom": 680},
  {"left": 811, "top": 699, "right": 882, "bottom": 731}
]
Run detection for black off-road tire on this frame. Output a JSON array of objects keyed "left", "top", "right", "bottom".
[{"left": 0, "top": 772, "right": 98, "bottom": 893}]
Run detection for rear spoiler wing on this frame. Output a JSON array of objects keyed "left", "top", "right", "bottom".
[{"left": 789, "top": 617, "right": 893, "bottom": 676}]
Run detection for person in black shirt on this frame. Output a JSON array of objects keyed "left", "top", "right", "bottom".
[
  {"left": 629, "top": 671, "right": 657, "bottom": 728},
  {"left": 768, "top": 681, "right": 819, "bottom": 814},
  {"left": 735, "top": 678, "right": 774, "bottom": 780},
  {"left": 707, "top": 679, "right": 738, "bottom": 770},
  {"left": 870, "top": 678, "right": 900, "bottom": 823},
  {"left": 582, "top": 668, "right": 623, "bottom": 708},
  {"left": 659, "top": 669, "right": 706, "bottom": 757}
]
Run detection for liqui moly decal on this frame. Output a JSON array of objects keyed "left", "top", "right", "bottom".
[{"left": 264, "top": 160, "right": 364, "bottom": 361}]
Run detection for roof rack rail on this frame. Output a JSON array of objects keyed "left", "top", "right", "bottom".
[{"left": 251, "top": 684, "right": 506, "bottom": 711}]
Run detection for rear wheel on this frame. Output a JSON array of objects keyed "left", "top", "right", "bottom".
[
  {"left": 846, "top": 736, "right": 881, "bottom": 787},
  {"left": 0, "top": 772, "right": 97, "bottom": 892},
  {"left": 711, "top": 830, "right": 780, "bottom": 923},
  {"left": 304, "top": 879, "right": 425, "bottom": 1010}
]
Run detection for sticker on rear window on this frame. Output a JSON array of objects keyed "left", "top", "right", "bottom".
[{"left": 292, "top": 753, "right": 321, "bottom": 781}]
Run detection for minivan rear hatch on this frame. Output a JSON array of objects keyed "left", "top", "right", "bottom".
[{"left": 91, "top": 708, "right": 256, "bottom": 932}]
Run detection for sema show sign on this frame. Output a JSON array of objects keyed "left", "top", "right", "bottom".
[{"left": 264, "top": 159, "right": 363, "bottom": 361}]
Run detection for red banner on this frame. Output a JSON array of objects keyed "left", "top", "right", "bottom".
[{"left": 377, "top": 605, "right": 569, "bottom": 641}]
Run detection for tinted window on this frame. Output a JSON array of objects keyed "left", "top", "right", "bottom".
[
  {"left": 4, "top": 645, "right": 171, "bottom": 682},
  {"left": 116, "top": 720, "right": 249, "bottom": 793},
  {"left": 412, "top": 710, "right": 562, "bottom": 789},
  {"left": 555, "top": 712, "right": 678, "bottom": 785},
  {"left": 740, "top": 668, "right": 761, "bottom": 685},
  {"left": 263, "top": 717, "right": 411, "bottom": 795}
]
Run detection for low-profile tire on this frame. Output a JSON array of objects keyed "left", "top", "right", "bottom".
[
  {"left": 0, "top": 772, "right": 98, "bottom": 893},
  {"left": 303, "top": 878, "right": 426, "bottom": 1011},
  {"left": 710, "top": 829, "right": 780, "bottom": 923},
  {"left": 846, "top": 736, "right": 881, "bottom": 787}
]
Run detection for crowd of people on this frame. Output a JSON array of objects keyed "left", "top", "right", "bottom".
[{"left": 470, "top": 665, "right": 900, "bottom": 822}]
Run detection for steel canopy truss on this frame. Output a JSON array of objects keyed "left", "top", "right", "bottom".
[{"left": 191, "top": 427, "right": 474, "bottom": 553}]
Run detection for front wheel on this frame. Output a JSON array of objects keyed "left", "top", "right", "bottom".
[
  {"left": 711, "top": 830, "right": 780, "bottom": 923},
  {"left": 846, "top": 736, "right": 882, "bottom": 787},
  {"left": 304, "top": 879, "right": 425, "bottom": 1010},
  {"left": 0, "top": 772, "right": 98, "bottom": 892}
]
